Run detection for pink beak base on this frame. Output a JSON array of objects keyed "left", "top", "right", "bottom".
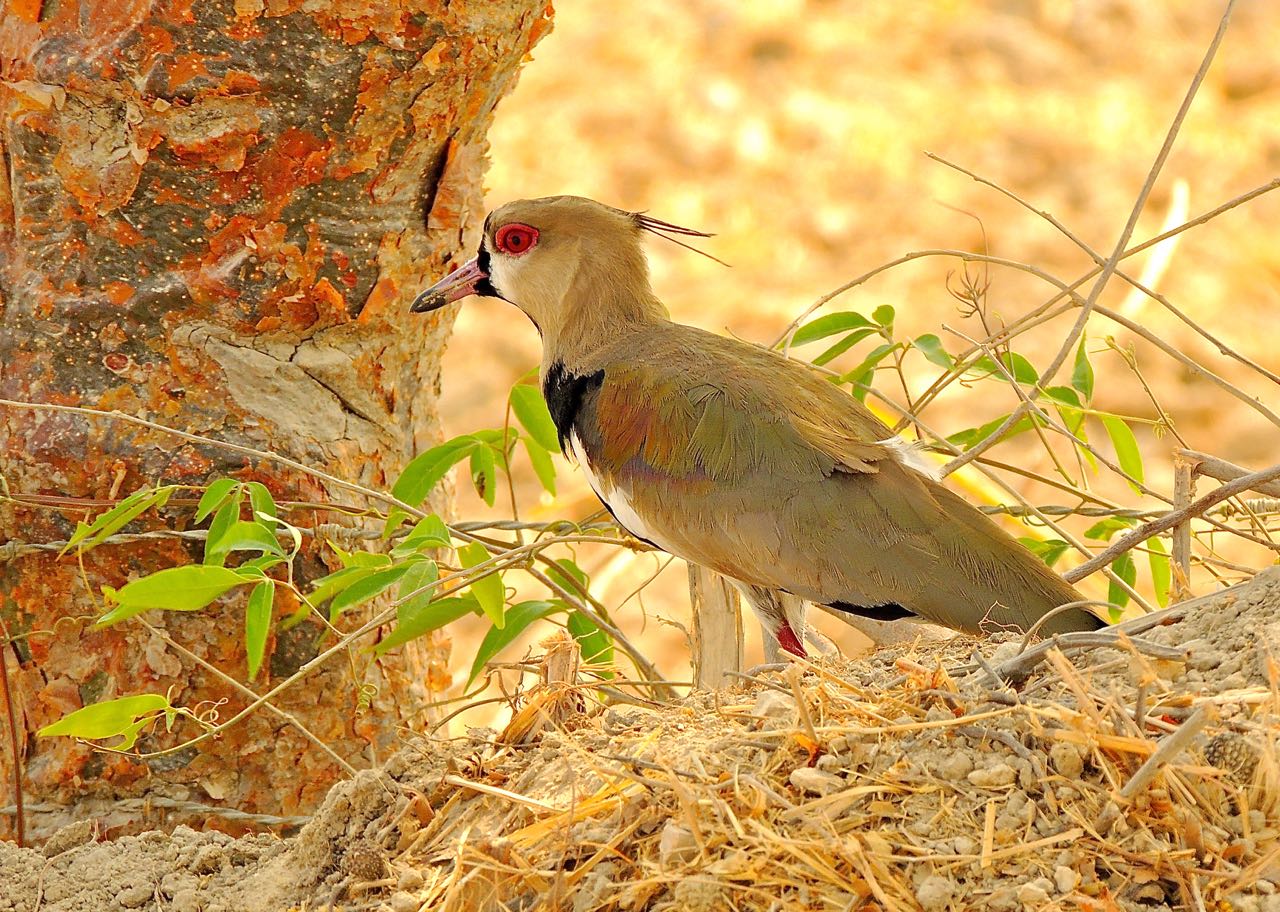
[{"left": 411, "top": 257, "right": 487, "bottom": 313}]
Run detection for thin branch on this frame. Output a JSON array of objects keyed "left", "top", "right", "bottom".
[
  {"left": 1065, "top": 460, "right": 1280, "bottom": 583},
  {"left": 941, "top": 0, "right": 1237, "bottom": 476},
  {"left": 0, "top": 398, "right": 427, "bottom": 520},
  {"left": 0, "top": 617, "right": 24, "bottom": 847},
  {"left": 928, "top": 152, "right": 1280, "bottom": 391},
  {"left": 137, "top": 619, "right": 358, "bottom": 776},
  {"left": 1180, "top": 449, "right": 1280, "bottom": 499}
]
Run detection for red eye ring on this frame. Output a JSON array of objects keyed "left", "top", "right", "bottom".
[{"left": 494, "top": 223, "right": 539, "bottom": 256}]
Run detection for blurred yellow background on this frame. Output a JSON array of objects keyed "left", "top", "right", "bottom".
[{"left": 435, "top": 0, "right": 1280, "bottom": 703}]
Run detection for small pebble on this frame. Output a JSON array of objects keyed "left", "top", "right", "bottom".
[
  {"left": 967, "top": 762, "right": 1017, "bottom": 787},
  {"left": 1017, "top": 880, "right": 1052, "bottom": 907},
  {"left": 1049, "top": 742, "right": 1085, "bottom": 779},
  {"left": 397, "top": 869, "right": 424, "bottom": 891},
  {"left": 190, "top": 845, "right": 227, "bottom": 875},
  {"left": 389, "top": 891, "right": 419, "bottom": 912},
  {"left": 752, "top": 691, "right": 798, "bottom": 728},
  {"left": 915, "top": 874, "right": 956, "bottom": 912},
  {"left": 118, "top": 883, "right": 153, "bottom": 909},
  {"left": 934, "top": 751, "right": 974, "bottom": 782},
  {"left": 1054, "top": 865, "right": 1080, "bottom": 894},
  {"left": 790, "top": 767, "right": 846, "bottom": 796}
]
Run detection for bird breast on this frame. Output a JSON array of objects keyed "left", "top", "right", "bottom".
[{"left": 569, "top": 430, "right": 676, "bottom": 552}]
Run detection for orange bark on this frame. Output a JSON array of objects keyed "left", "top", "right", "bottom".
[{"left": 0, "top": 0, "right": 553, "bottom": 842}]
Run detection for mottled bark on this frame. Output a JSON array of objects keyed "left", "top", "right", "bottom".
[{"left": 0, "top": 0, "right": 551, "bottom": 841}]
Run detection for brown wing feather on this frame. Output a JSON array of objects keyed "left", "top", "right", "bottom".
[{"left": 576, "top": 323, "right": 1100, "bottom": 636}]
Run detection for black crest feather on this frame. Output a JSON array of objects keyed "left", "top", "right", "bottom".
[{"left": 628, "top": 211, "right": 730, "bottom": 267}]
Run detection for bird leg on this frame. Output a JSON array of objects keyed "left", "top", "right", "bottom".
[{"left": 732, "top": 583, "right": 809, "bottom": 661}]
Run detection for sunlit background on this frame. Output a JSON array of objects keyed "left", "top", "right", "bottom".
[{"left": 434, "top": 0, "right": 1280, "bottom": 710}]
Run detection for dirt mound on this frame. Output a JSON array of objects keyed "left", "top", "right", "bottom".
[{"left": 5, "top": 570, "right": 1280, "bottom": 911}]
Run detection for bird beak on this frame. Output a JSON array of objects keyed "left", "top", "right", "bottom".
[{"left": 411, "top": 257, "right": 487, "bottom": 313}]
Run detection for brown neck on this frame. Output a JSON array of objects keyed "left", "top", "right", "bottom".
[{"left": 537, "top": 250, "right": 669, "bottom": 373}]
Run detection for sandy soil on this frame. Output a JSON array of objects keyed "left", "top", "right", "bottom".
[{"left": 5, "top": 570, "right": 1280, "bottom": 911}]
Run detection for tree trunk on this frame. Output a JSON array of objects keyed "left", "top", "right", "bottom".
[{"left": 0, "top": 0, "right": 551, "bottom": 842}]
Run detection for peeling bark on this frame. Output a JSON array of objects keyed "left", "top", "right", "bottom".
[{"left": 0, "top": 0, "right": 552, "bottom": 841}]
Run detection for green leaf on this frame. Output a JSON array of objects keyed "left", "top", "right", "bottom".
[
  {"left": 392, "top": 437, "right": 479, "bottom": 508},
  {"left": 1044, "top": 386, "right": 1086, "bottom": 435},
  {"left": 1017, "top": 537, "right": 1071, "bottom": 568},
  {"left": 510, "top": 384, "right": 560, "bottom": 452},
  {"left": 205, "top": 521, "right": 285, "bottom": 561},
  {"left": 1042, "top": 385, "right": 1082, "bottom": 409},
  {"left": 194, "top": 479, "right": 238, "bottom": 524},
  {"left": 468, "top": 600, "right": 561, "bottom": 686},
  {"left": 309, "top": 566, "right": 374, "bottom": 607},
  {"left": 96, "top": 565, "right": 252, "bottom": 627},
  {"left": 245, "top": 580, "right": 274, "bottom": 682},
  {"left": 329, "top": 564, "right": 413, "bottom": 620},
  {"left": 1084, "top": 516, "right": 1138, "bottom": 540},
  {"left": 872, "top": 304, "right": 895, "bottom": 334},
  {"left": 63, "top": 485, "right": 176, "bottom": 555},
  {"left": 840, "top": 342, "right": 899, "bottom": 401},
  {"left": 790, "top": 312, "right": 874, "bottom": 346},
  {"left": 391, "top": 514, "right": 453, "bottom": 559},
  {"left": 203, "top": 497, "right": 240, "bottom": 566},
  {"left": 1147, "top": 537, "right": 1171, "bottom": 608},
  {"left": 236, "top": 555, "right": 285, "bottom": 578},
  {"left": 459, "top": 542, "right": 505, "bottom": 627},
  {"left": 812, "top": 327, "right": 876, "bottom": 367},
  {"left": 523, "top": 437, "right": 557, "bottom": 495},
  {"left": 245, "top": 482, "right": 277, "bottom": 533},
  {"left": 970, "top": 352, "right": 1039, "bottom": 385},
  {"left": 567, "top": 610, "right": 614, "bottom": 673},
  {"left": 38, "top": 693, "right": 174, "bottom": 749},
  {"left": 947, "top": 412, "right": 1036, "bottom": 450},
  {"left": 470, "top": 444, "right": 497, "bottom": 507},
  {"left": 1107, "top": 552, "right": 1137, "bottom": 610},
  {"left": 327, "top": 540, "right": 393, "bottom": 570},
  {"left": 395, "top": 559, "right": 439, "bottom": 614},
  {"left": 1072, "top": 337, "right": 1095, "bottom": 401},
  {"left": 545, "top": 558, "right": 589, "bottom": 597},
  {"left": 912, "top": 333, "right": 953, "bottom": 368},
  {"left": 1100, "top": 415, "right": 1144, "bottom": 493},
  {"left": 373, "top": 595, "right": 478, "bottom": 657}
]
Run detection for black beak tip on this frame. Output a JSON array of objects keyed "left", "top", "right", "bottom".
[{"left": 410, "top": 291, "right": 447, "bottom": 314}]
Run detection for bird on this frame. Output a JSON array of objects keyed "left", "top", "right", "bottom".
[{"left": 412, "top": 195, "right": 1104, "bottom": 658}]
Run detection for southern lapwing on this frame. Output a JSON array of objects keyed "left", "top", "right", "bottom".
[{"left": 413, "top": 196, "right": 1103, "bottom": 658}]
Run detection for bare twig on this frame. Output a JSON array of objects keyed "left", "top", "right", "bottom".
[
  {"left": 1065, "top": 460, "right": 1280, "bottom": 583},
  {"left": 0, "top": 617, "right": 24, "bottom": 847},
  {"left": 138, "top": 619, "right": 358, "bottom": 777},
  {"left": 1181, "top": 449, "right": 1280, "bottom": 498},
  {"left": 0, "top": 397, "right": 427, "bottom": 520},
  {"left": 942, "top": 0, "right": 1238, "bottom": 476},
  {"left": 1119, "top": 706, "right": 1212, "bottom": 800}
]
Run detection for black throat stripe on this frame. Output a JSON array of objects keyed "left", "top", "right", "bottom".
[
  {"left": 475, "top": 245, "right": 500, "bottom": 299},
  {"left": 542, "top": 361, "right": 605, "bottom": 452}
]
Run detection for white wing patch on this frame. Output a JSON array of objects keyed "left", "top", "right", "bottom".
[
  {"left": 877, "top": 435, "right": 941, "bottom": 480},
  {"left": 569, "top": 431, "right": 673, "bottom": 550}
]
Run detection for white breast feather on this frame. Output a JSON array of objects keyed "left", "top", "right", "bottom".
[{"left": 569, "top": 431, "right": 671, "bottom": 550}]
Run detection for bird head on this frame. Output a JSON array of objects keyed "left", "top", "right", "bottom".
[{"left": 413, "top": 196, "right": 712, "bottom": 353}]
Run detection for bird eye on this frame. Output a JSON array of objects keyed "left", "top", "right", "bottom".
[{"left": 494, "top": 223, "right": 539, "bottom": 256}]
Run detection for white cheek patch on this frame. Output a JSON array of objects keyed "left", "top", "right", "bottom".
[
  {"left": 877, "top": 435, "right": 941, "bottom": 480},
  {"left": 569, "top": 431, "right": 673, "bottom": 551},
  {"left": 489, "top": 253, "right": 519, "bottom": 301}
]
